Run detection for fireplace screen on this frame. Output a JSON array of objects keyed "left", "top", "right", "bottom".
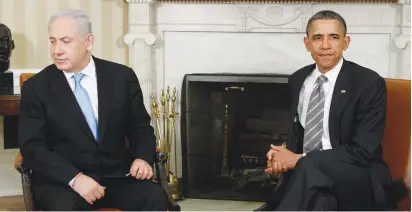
[{"left": 181, "top": 73, "right": 290, "bottom": 201}]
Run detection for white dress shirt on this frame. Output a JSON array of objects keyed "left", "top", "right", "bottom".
[
  {"left": 62, "top": 56, "right": 99, "bottom": 121},
  {"left": 298, "top": 57, "right": 343, "bottom": 152},
  {"left": 62, "top": 56, "right": 99, "bottom": 187}
]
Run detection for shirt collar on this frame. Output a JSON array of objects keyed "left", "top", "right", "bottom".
[
  {"left": 313, "top": 57, "right": 343, "bottom": 85},
  {"left": 62, "top": 56, "right": 96, "bottom": 81}
]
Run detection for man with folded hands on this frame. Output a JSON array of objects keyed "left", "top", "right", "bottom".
[{"left": 257, "top": 10, "right": 393, "bottom": 211}]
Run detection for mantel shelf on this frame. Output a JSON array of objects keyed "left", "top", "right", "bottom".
[{"left": 155, "top": 0, "right": 401, "bottom": 3}]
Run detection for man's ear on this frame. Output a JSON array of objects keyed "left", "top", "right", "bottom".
[
  {"left": 85, "top": 33, "right": 94, "bottom": 52},
  {"left": 303, "top": 37, "right": 310, "bottom": 52},
  {"left": 343, "top": 36, "right": 350, "bottom": 51}
]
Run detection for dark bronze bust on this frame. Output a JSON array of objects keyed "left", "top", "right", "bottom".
[{"left": 0, "top": 23, "right": 15, "bottom": 74}]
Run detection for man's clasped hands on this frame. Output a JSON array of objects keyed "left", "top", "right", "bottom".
[{"left": 264, "top": 143, "right": 303, "bottom": 176}]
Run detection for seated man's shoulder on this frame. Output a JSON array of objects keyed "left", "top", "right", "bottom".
[
  {"left": 346, "top": 60, "right": 382, "bottom": 79},
  {"left": 94, "top": 57, "right": 132, "bottom": 74},
  {"left": 92, "top": 57, "right": 140, "bottom": 82},
  {"left": 289, "top": 63, "right": 316, "bottom": 81},
  {"left": 345, "top": 60, "right": 384, "bottom": 87},
  {"left": 22, "top": 64, "right": 56, "bottom": 88}
]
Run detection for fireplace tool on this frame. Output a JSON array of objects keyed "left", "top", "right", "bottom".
[{"left": 151, "top": 87, "right": 183, "bottom": 200}]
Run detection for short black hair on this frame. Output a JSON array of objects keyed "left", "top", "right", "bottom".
[{"left": 306, "top": 10, "right": 347, "bottom": 36}]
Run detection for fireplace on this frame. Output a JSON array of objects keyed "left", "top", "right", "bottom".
[{"left": 180, "top": 73, "right": 290, "bottom": 201}]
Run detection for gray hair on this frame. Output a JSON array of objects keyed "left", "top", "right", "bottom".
[
  {"left": 48, "top": 9, "right": 92, "bottom": 36},
  {"left": 306, "top": 10, "right": 347, "bottom": 36}
]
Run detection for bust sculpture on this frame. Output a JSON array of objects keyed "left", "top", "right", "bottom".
[{"left": 0, "top": 23, "right": 15, "bottom": 74}]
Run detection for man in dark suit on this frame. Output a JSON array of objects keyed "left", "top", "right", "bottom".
[
  {"left": 18, "top": 9, "right": 168, "bottom": 211},
  {"left": 257, "top": 10, "right": 393, "bottom": 210}
]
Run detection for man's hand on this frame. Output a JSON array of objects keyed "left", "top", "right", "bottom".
[
  {"left": 129, "top": 158, "right": 153, "bottom": 180},
  {"left": 265, "top": 160, "right": 288, "bottom": 176},
  {"left": 270, "top": 144, "right": 303, "bottom": 170},
  {"left": 72, "top": 174, "right": 105, "bottom": 205},
  {"left": 266, "top": 142, "right": 286, "bottom": 162},
  {"left": 265, "top": 143, "right": 289, "bottom": 175}
]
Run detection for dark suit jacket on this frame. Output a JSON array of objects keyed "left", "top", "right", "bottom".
[
  {"left": 285, "top": 59, "right": 392, "bottom": 208},
  {"left": 18, "top": 56, "right": 156, "bottom": 187}
]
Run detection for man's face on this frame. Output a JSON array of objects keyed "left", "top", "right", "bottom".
[
  {"left": 304, "top": 19, "right": 350, "bottom": 73},
  {"left": 48, "top": 17, "right": 93, "bottom": 72}
]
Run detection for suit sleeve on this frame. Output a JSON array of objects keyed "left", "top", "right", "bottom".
[
  {"left": 126, "top": 68, "right": 156, "bottom": 165},
  {"left": 18, "top": 80, "right": 80, "bottom": 186},
  {"left": 307, "top": 76, "right": 387, "bottom": 166}
]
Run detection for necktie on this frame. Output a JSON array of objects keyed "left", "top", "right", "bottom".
[
  {"left": 303, "top": 75, "right": 327, "bottom": 153},
  {"left": 72, "top": 73, "right": 98, "bottom": 141}
]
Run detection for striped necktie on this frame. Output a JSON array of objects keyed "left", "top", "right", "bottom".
[{"left": 303, "top": 75, "right": 327, "bottom": 153}]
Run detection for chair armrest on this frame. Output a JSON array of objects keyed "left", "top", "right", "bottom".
[
  {"left": 14, "top": 151, "right": 32, "bottom": 175},
  {"left": 14, "top": 151, "right": 35, "bottom": 211},
  {"left": 155, "top": 151, "right": 181, "bottom": 211},
  {"left": 14, "top": 151, "right": 24, "bottom": 173}
]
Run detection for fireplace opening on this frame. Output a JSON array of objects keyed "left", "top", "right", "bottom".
[{"left": 181, "top": 73, "right": 290, "bottom": 201}]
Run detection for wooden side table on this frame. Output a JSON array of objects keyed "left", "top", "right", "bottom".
[
  {"left": 0, "top": 95, "right": 20, "bottom": 149},
  {"left": 0, "top": 95, "right": 20, "bottom": 115}
]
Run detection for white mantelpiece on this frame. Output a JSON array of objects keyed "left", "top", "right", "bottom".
[{"left": 124, "top": 0, "right": 411, "bottom": 177}]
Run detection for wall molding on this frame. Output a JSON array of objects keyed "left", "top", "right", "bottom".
[{"left": 124, "top": 32, "right": 157, "bottom": 46}]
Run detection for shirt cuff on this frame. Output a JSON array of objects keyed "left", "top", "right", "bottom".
[
  {"left": 302, "top": 153, "right": 306, "bottom": 157},
  {"left": 68, "top": 172, "right": 82, "bottom": 188},
  {"left": 68, "top": 177, "right": 75, "bottom": 188}
]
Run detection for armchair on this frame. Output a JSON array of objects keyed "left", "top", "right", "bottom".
[
  {"left": 14, "top": 150, "right": 181, "bottom": 211},
  {"left": 14, "top": 73, "right": 181, "bottom": 211}
]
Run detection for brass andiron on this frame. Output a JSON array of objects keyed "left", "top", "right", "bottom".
[
  {"left": 151, "top": 87, "right": 183, "bottom": 200},
  {"left": 213, "top": 102, "right": 236, "bottom": 188},
  {"left": 213, "top": 86, "right": 245, "bottom": 189},
  {"left": 220, "top": 104, "right": 232, "bottom": 177}
]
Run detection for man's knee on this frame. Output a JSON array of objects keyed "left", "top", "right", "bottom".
[
  {"left": 293, "top": 154, "right": 333, "bottom": 188},
  {"left": 122, "top": 182, "right": 168, "bottom": 211},
  {"left": 33, "top": 185, "right": 90, "bottom": 211},
  {"left": 295, "top": 154, "right": 319, "bottom": 171},
  {"left": 45, "top": 199, "right": 79, "bottom": 211},
  {"left": 38, "top": 193, "right": 90, "bottom": 211},
  {"left": 144, "top": 184, "right": 168, "bottom": 210}
]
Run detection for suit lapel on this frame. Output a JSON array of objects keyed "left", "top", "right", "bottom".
[
  {"left": 48, "top": 68, "right": 96, "bottom": 141},
  {"left": 329, "top": 59, "right": 352, "bottom": 148},
  {"left": 288, "top": 65, "right": 314, "bottom": 152},
  {"left": 94, "top": 57, "right": 112, "bottom": 144},
  {"left": 290, "top": 65, "right": 314, "bottom": 122}
]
